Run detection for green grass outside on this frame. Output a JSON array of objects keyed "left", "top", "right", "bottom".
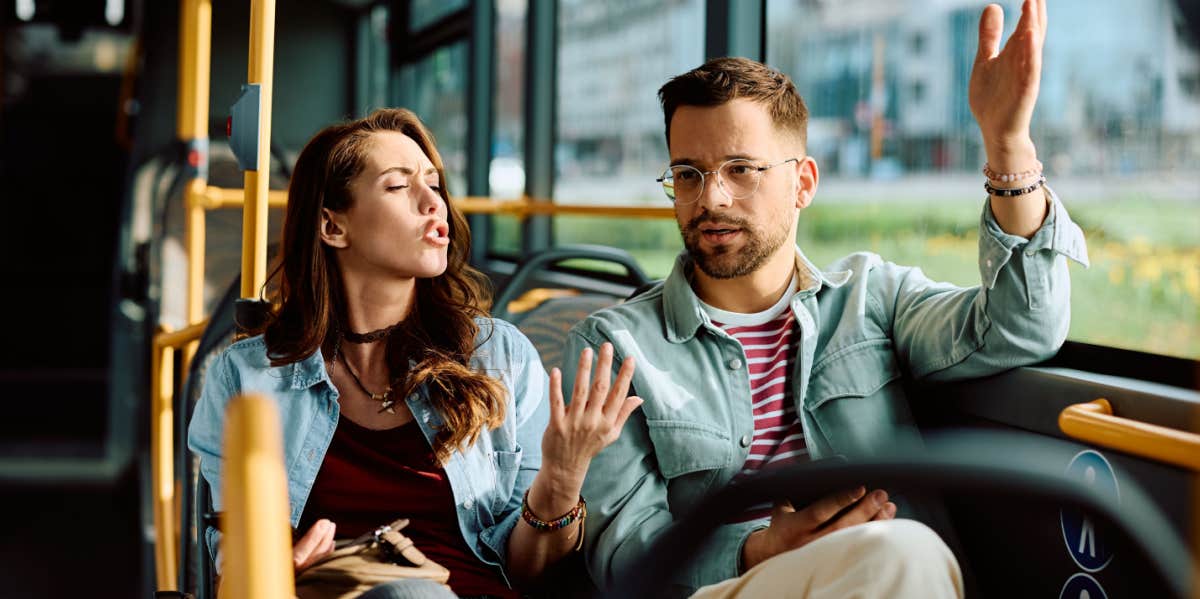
[{"left": 490, "top": 199, "right": 1200, "bottom": 359}]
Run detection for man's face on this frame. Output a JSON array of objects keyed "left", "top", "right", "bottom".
[{"left": 667, "top": 99, "right": 810, "bottom": 280}]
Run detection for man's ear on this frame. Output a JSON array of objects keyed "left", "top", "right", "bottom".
[
  {"left": 794, "top": 156, "right": 819, "bottom": 210},
  {"left": 320, "top": 207, "right": 349, "bottom": 249}
]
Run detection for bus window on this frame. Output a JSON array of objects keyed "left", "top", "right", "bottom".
[
  {"left": 549, "top": 0, "right": 705, "bottom": 278},
  {"left": 766, "top": 0, "right": 1200, "bottom": 359},
  {"left": 396, "top": 41, "right": 469, "bottom": 196},
  {"left": 489, "top": 0, "right": 528, "bottom": 256}
]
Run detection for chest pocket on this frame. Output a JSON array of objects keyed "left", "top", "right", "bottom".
[
  {"left": 806, "top": 339, "right": 912, "bottom": 457},
  {"left": 807, "top": 339, "right": 901, "bottom": 408},
  {"left": 490, "top": 447, "right": 523, "bottom": 512},
  {"left": 646, "top": 419, "right": 733, "bottom": 510}
]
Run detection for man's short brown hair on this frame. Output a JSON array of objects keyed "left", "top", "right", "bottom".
[{"left": 658, "top": 57, "right": 809, "bottom": 151}]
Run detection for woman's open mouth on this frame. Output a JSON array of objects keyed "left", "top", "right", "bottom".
[{"left": 423, "top": 221, "right": 450, "bottom": 247}]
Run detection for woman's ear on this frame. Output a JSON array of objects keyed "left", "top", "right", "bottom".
[
  {"left": 320, "top": 208, "right": 349, "bottom": 249},
  {"left": 794, "top": 156, "right": 819, "bottom": 210}
]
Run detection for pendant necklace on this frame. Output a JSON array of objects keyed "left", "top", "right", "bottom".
[{"left": 330, "top": 336, "right": 399, "bottom": 414}]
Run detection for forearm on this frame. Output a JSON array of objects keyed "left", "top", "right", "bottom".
[
  {"left": 985, "top": 137, "right": 1047, "bottom": 237},
  {"left": 503, "top": 465, "right": 585, "bottom": 583}
]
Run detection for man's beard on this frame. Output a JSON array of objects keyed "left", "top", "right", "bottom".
[{"left": 681, "top": 212, "right": 790, "bottom": 279}]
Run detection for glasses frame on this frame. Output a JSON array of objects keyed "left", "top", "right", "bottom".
[{"left": 656, "top": 157, "right": 800, "bottom": 205}]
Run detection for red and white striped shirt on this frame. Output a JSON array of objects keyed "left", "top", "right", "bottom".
[{"left": 703, "top": 275, "right": 809, "bottom": 522}]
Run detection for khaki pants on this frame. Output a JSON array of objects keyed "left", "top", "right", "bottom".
[{"left": 690, "top": 519, "right": 963, "bottom": 599}]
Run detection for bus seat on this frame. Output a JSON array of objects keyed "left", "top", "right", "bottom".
[
  {"left": 511, "top": 294, "right": 620, "bottom": 375},
  {"left": 492, "top": 245, "right": 653, "bottom": 375}
]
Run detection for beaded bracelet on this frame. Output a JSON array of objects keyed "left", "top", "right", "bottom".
[
  {"left": 982, "top": 160, "right": 1043, "bottom": 184},
  {"left": 984, "top": 175, "right": 1046, "bottom": 197},
  {"left": 521, "top": 490, "right": 587, "bottom": 533}
]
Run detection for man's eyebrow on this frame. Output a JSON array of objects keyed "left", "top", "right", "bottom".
[{"left": 669, "top": 154, "right": 761, "bottom": 167}]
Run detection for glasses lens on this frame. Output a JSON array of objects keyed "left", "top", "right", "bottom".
[
  {"left": 666, "top": 166, "right": 703, "bottom": 204},
  {"left": 719, "top": 160, "right": 761, "bottom": 199}
]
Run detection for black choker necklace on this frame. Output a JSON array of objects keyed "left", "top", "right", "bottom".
[{"left": 343, "top": 320, "right": 405, "bottom": 344}]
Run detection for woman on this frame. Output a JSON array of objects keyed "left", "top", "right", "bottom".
[{"left": 188, "top": 108, "right": 641, "bottom": 598}]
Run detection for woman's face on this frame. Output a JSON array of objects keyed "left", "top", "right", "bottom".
[{"left": 326, "top": 131, "right": 451, "bottom": 280}]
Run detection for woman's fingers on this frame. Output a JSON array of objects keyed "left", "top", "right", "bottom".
[
  {"left": 293, "top": 519, "right": 334, "bottom": 569},
  {"left": 586, "top": 343, "right": 615, "bottom": 416},
  {"left": 548, "top": 367, "right": 566, "bottom": 425},
  {"left": 607, "top": 396, "right": 643, "bottom": 442},
  {"left": 602, "top": 355, "right": 637, "bottom": 423},
  {"left": 571, "top": 347, "right": 594, "bottom": 413}
]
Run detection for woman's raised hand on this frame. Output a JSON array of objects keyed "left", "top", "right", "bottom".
[{"left": 541, "top": 343, "right": 642, "bottom": 486}]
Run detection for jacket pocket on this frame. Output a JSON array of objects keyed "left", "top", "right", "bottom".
[
  {"left": 645, "top": 419, "right": 732, "bottom": 479},
  {"left": 807, "top": 339, "right": 901, "bottom": 411},
  {"left": 490, "top": 446, "right": 523, "bottom": 511}
]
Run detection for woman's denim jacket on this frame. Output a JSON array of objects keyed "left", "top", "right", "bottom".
[
  {"left": 562, "top": 191, "right": 1089, "bottom": 596},
  {"left": 187, "top": 318, "right": 549, "bottom": 586}
]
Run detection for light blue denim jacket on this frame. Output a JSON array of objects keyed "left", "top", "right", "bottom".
[
  {"left": 561, "top": 190, "right": 1089, "bottom": 596},
  {"left": 187, "top": 318, "right": 549, "bottom": 585}
]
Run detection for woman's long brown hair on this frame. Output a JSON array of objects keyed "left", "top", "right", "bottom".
[{"left": 259, "top": 108, "right": 504, "bottom": 464}]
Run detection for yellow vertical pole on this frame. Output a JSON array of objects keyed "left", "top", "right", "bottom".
[
  {"left": 181, "top": 0, "right": 212, "bottom": 368},
  {"left": 151, "top": 331, "right": 177, "bottom": 590},
  {"left": 242, "top": 0, "right": 275, "bottom": 299},
  {"left": 221, "top": 394, "right": 295, "bottom": 599}
]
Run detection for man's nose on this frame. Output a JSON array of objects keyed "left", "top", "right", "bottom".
[{"left": 696, "top": 172, "right": 732, "bottom": 211}]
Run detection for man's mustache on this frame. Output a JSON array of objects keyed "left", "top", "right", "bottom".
[{"left": 685, "top": 213, "right": 752, "bottom": 233}]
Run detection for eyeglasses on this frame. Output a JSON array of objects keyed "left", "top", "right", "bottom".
[{"left": 656, "top": 158, "right": 799, "bottom": 205}]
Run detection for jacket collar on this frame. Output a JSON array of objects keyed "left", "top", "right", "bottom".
[
  {"left": 287, "top": 347, "right": 333, "bottom": 390},
  {"left": 664, "top": 247, "right": 852, "bottom": 344}
]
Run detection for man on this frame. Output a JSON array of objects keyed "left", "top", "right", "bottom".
[{"left": 560, "top": 1, "right": 1087, "bottom": 597}]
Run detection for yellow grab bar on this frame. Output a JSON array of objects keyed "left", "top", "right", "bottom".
[
  {"left": 1058, "top": 399, "right": 1200, "bottom": 471},
  {"left": 150, "top": 319, "right": 209, "bottom": 591},
  {"left": 221, "top": 393, "right": 295, "bottom": 599},
  {"left": 456, "top": 196, "right": 675, "bottom": 219}
]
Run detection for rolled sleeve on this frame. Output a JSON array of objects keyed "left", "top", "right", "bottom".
[{"left": 979, "top": 185, "right": 1089, "bottom": 289}]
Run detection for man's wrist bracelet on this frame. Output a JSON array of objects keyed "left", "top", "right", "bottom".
[{"left": 984, "top": 175, "right": 1046, "bottom": 197}]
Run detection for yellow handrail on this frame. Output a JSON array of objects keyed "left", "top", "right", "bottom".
[
  {"left": 221, "top": 393, "right": 295, "bottom": 599},
  {"left": 242, "top": 0, "right": 276, "bottom": 299},
  {"left": 1058, "top": 399, "right": 1200, "bottom": 471},
  {"left": 455, "top": 196, "right": 675, "bottom": 219},
  {"left": 150, "top": 319, "right": 209, "bottom": 591},
  {"left": 195, "top": 186, "right": 288, "bottom": 210}
]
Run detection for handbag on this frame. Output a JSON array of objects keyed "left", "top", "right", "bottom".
[{"left": 294, "top": 518, "right": 451, "bottom": 599}]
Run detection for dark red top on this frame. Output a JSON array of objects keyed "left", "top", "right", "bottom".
[{"left": 299, "top": 417, "right": 518, "bottom": 598}]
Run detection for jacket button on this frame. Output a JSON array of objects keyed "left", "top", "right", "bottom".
[
  {"left": 464, "top": 499, "right": 474, "bottom": 510},
  {"left": 728, "top": 359, "right": 742, "bottom": 370},
  {"left": 740, "top": 434, "right": 752, "bottom": 447}
]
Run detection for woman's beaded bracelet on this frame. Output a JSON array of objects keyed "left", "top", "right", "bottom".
[
  {"left": 521, "top": 490, "right": 587, "bottom": 533},
  {"left": 984, "top": 175, "right": 1046, "bottom": 197},
  {"left": 982, "top": 160, "right": 1043, "bottom": 183}
]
